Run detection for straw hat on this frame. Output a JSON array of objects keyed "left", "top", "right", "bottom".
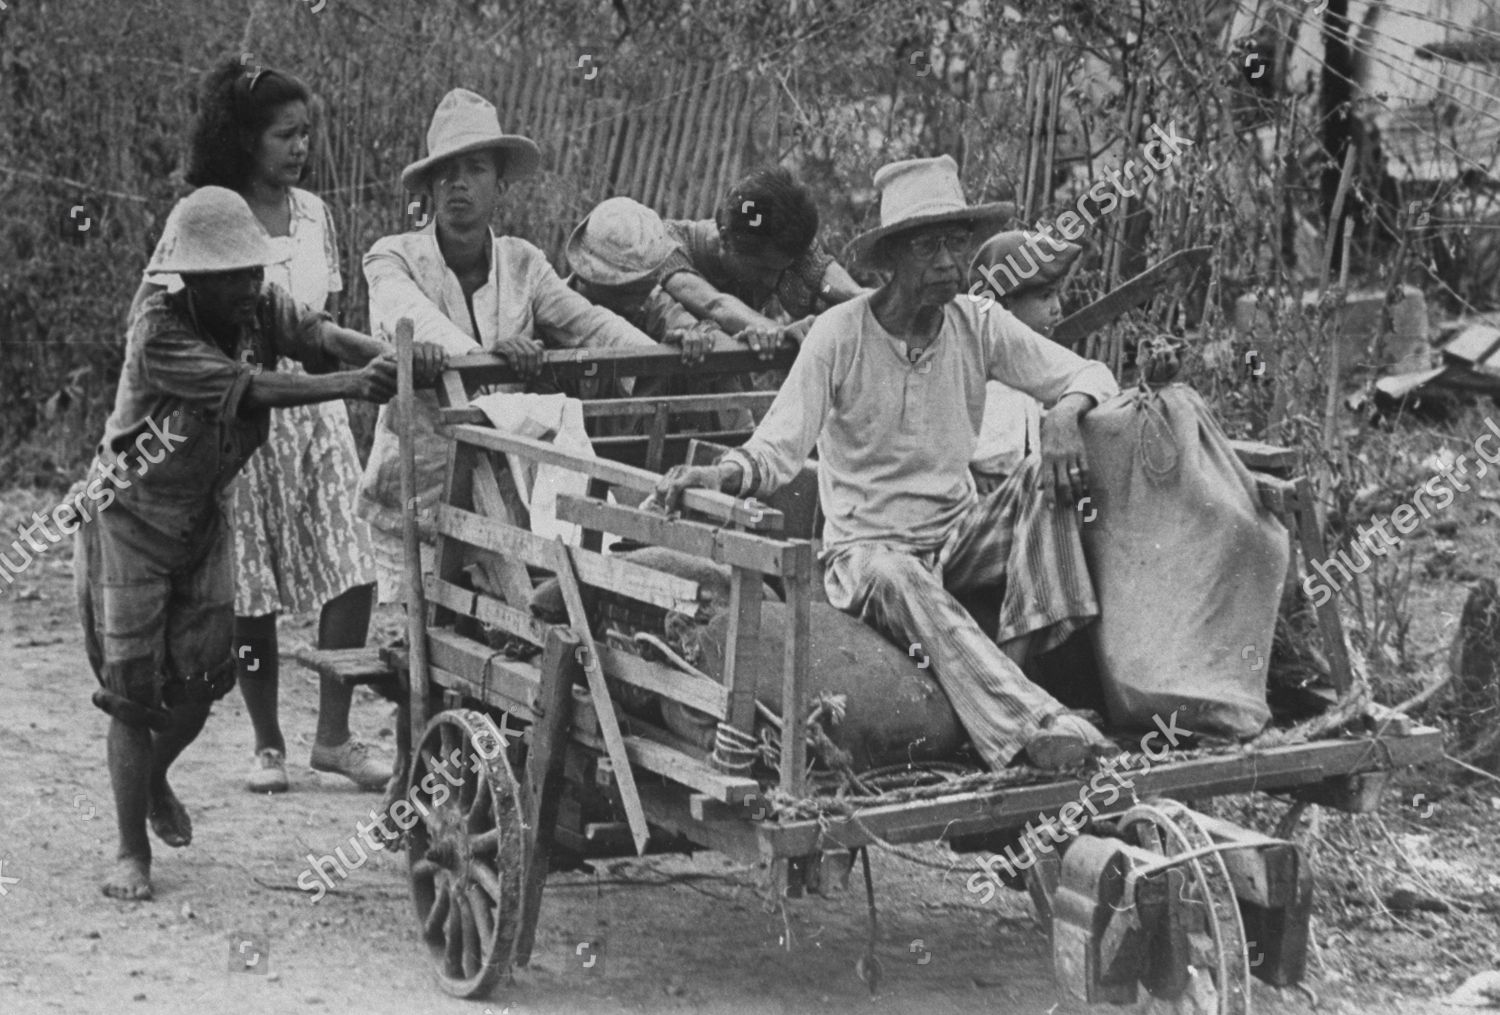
[
  {"left": 566, "top": 197, "right": 675, "bottom": 286},
  {"left": 146, "top": 187, "right": 287, "bottom": 275},
  {"left": 847, "top": 155, "right": 1014, "bottom": 266},
  {"left": 969, "top": 229, "right": 1083, "bottom": 297},
  {"left": 402, "top": 88, "right": 542, "bottom": 192}
]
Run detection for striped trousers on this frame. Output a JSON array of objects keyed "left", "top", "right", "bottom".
[{"left": 823, "top": 458, "right": 1100, "bottom": 768}]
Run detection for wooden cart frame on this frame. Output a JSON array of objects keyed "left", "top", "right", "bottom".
[{"left": 301, "top": 338, "right": 1444, "bottom": 1011}]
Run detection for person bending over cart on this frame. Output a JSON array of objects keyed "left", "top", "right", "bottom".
[
  {"left": 658, "top": 165, "right": 868, "bottom": 356},
  {"left": 76, "top": 188, "right": 445, "bottom": 901},
  {"left": 555, "top": 195, "right": 752, "bottom": 432},
  {"left": 653, "top": 155, "right": 1119, "bottom": 772},
  {"left": 356, "top": 89, "right": 679, "bottom": 603}
]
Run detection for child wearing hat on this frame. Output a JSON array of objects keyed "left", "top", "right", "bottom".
[
  {"left": 77, "top": 186, "right": 445, "bottom": 901},
  {"left": 556, "top": 196, "right": 751, "bottom": 431},
  {"left": 966, "top": 229, "right": 1084, "bottom": 493}
]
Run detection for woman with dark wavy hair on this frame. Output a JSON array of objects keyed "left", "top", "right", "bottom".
[{"left": 132, "top": 55, "right": 388, "bottom": 795}]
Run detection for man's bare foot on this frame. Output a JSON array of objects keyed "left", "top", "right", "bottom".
[
  {"left": 148, "top": 784, "right": 192, "bottom": 848},
  {"left": 102, "top": 856, "right": 153, "bottom": 901}
]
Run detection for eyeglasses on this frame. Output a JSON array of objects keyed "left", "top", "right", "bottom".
[{"left": 905, "top": 231, "right": 972, "bottom": 261}]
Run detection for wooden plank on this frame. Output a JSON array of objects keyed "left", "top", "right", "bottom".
[
  {"left": 546, "top": 538, "right": 651, "bottom": 855},
  {"left": 511, "top": 628, "right": 580, "bottom": 968},
  {"left": 443, "top": 425, "right": 784, "bottom": 532},
  {"left": 1252, "top": 472, "right": 1295, "bottom": 517},
  {"left": 758, "top": 727, "right": 1445, "bottom": 856},
  {"left": 428, "top": 664, "right": 536, "bottom": 724},
  {"left": 1230, "top": 439, "right": 1298, "bottom": 474},
  {"left": 779, "top": 544, "right": 812, "bottom": 796},
  {"left": 426, "top": 628, "right": 542, "bottom": 718},
  {"left": 719, "top": 567, "right": 763, "bottom": 754},
  {"left": 436, "top": 504, "right": 705, "bottom": 612},
  {"left": 645, "top": 403, "right": 670, "bottom": 473},
  {"left": 598, "top": 644, "right": 727, "bottom": 719},
  {"left": 291, "top": 646, "right": 395, "bottom": 684},
  {"left": 635, "top": 781, "right": 765, "bottom": 866},
  {"left": 443, "top": 346, "right": 797, "bottom": 387},
  {"left": 555, "top": 495, "right": 792, "bottom": 576},
  {"left": 439, "top": 391, "right": 778, "bottom": 426},
  {"left": 470, "top": 453, "right": 537, "bottom": 608},
  {"left": 569, "top": 725, "right": 761, "bottom": 805},
  {"left": 424, "top": 576, "right": 551, "bottom": 647},
  {"left": 396, "top": 319, "right": 433, "bottom": 754}
]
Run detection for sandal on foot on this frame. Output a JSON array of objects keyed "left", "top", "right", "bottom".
[
  {"left": 310, "top": 737, "right": 392, "bottom": 792},
  {"left": 246, "top": 747, "right": 289, "bottom": 794}
]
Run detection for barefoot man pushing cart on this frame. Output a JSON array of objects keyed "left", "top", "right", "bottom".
[{"left": 73, "top": 187, "right": 446, "bottom": 900}]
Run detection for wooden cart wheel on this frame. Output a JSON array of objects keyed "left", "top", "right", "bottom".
[
  {"left": 1120, "top": 800, "right": 1253, "bottom": 1015},
  {"left": 407, "top": 708, "right": 525, "bottom": 998}
]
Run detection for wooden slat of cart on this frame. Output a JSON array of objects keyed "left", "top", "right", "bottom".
[
  {"left": 396, "top": 320, "right": 432, "bottom": 751},
  {"left": 438, "top": 393, "right": 777, "bottom": 425},
  {"left": 445, "top": 345, "right": 797, "bottom": 387},
  {"left": 778, "top": 542, "right": 813, "bottom": 796},
  {"left": 436, "top": 504, "right": 704, "bottom": 613},
  {"left": 555, "top": 495, "right": 792, "bottom": 576},
  {"left": 547, "top": 538, "right": 650, "bottom": 855},
  {"left": 442, "top": 424, "right": 782, "bottom": 532},
  {"left": 569, "top": 727, "right": 761, "bottom": 805},
  {"left": 510, "top": 627, "right": 579, "bottom": 969},
  {"left": 756, "top": 727, "right": 1444, "bottom": 856},
  {"left": 470, "top": 453, "right": 536, "bottom": 609},
  {"left": 719, "top": 567, "right": 763, "bottom": 749}
]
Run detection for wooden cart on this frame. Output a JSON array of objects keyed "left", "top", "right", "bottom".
[{"left": 300, "top": 338, "right": 1444, "bottom": 1013}]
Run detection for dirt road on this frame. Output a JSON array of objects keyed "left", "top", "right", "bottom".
[{"left": 0, "top": 494, "right": 1486, "bottom": 1015}]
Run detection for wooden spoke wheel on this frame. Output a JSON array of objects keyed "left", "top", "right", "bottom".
[
  {"left": 407, "top": 709, "right": 526, "bottom": 998},
  {"left": 1121, "top": 800, "right": 1253, "bottom": 1015}
]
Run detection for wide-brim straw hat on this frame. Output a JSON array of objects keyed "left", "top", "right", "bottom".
[
  {"left": 969, "top": 229, "right": 1083, "bottom": 297},
  {"left": 847, "top": 155, "right": 1015, "bottom": 266},
  {"left": 402, "top": 88, "right": 542, "bottom": 192},
  {"left": 566, "top": 197, "right": 675, "bottom": 286},
  {"left": 146, "top": 186, "right": 288, "bottom": 275}
]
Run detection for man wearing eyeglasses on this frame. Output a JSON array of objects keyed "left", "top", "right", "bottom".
[{"left": 652, "top": 155, "right": 1120, "bottom": 772}]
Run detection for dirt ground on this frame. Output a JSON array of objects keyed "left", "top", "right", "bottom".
[{"left": 1, "top": 485, "right": 1495, "bottom": 1015}]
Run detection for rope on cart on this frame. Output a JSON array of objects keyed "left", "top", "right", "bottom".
[{"left": 711, "top": 722, "right": 759, "bottom": 774}]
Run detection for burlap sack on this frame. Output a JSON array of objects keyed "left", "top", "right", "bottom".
[{"left": 1079, "top": 383, "right": 1285, "bottom": 738}]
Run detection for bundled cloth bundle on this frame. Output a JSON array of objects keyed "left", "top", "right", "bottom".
[{"left": 1078, "top": 383, "right": 1286, "bottom": 738}]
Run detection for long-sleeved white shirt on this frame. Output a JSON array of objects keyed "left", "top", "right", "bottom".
[
  {"left": 356, "top": 225, "right": 655, "bottom": 538},
  {"left": 726, "top": 293, "right": 1119, "bottom": 552}
]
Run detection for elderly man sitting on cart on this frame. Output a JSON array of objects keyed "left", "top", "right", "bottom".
[{"left": 655, "top": 155, "right": 1119, "bottom": 771}]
